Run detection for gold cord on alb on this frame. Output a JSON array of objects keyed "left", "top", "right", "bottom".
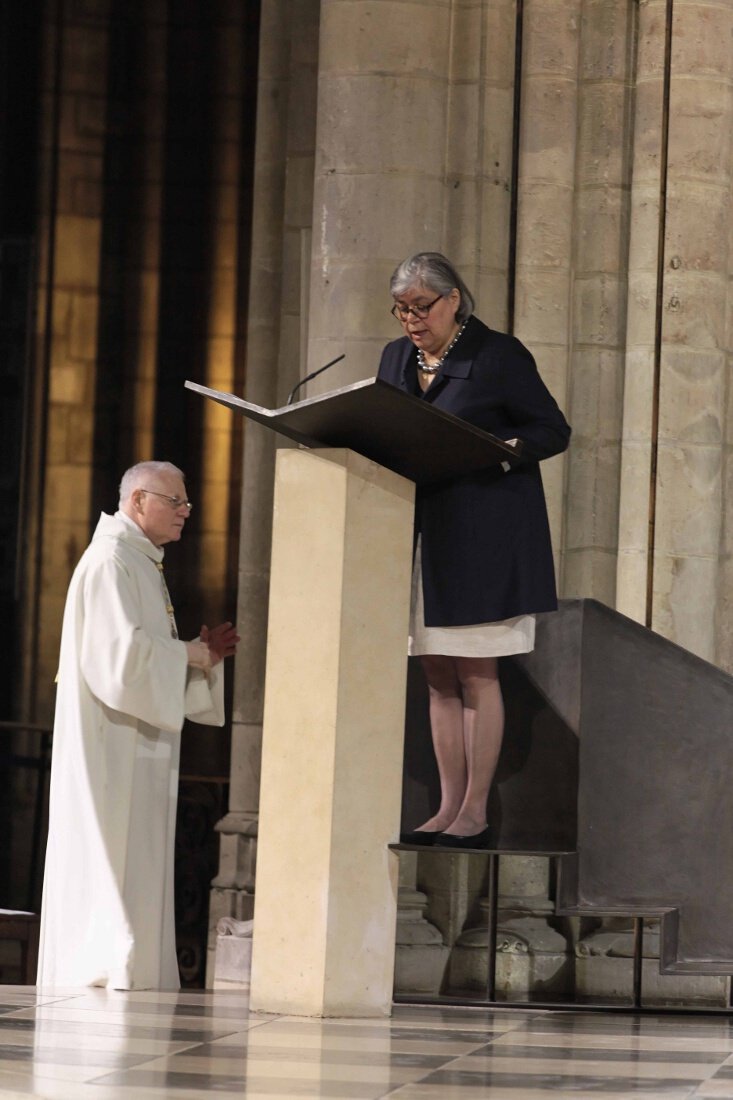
[{"left": 156, "top": 561, "right": 178, "bottom": 639}]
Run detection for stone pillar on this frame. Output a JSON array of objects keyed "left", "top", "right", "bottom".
[
  {"left": 393, "top": 854, "right": 449, "bottom": 997},
  {"left": 513, "top": 0, "right": 580, "bottom": 580},
  {"left": 449, "top": 855, "right": 572, "bottom": 999},
  {"left": 617, "top": 0, "right": 733, "bottom": 666},
  {"left": 249, "top": 448, "right": 414, "bottom": 1016},
  {"left": 562, "top": 0, "right": 636, "bottom": 604},
  {"left": 306, "top": 0, "right": 454, "bottom": 387},
  {"left": 616, "top": 0, "right": 669, "bottom": 623},
  {"left": 207, "top": 0, "right": 295, "bottom": 981},
  {"left": 443, "top": 0, "right": 517, "bottom": 329},
  {"left": 649, "top": 0, "right": 731, "bottom": 660},
  {"left": 28, "top": 6, "right": 110, "bottom": 721}
]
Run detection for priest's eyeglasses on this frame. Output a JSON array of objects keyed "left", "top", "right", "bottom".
[
  {"left": 140, "top": 489, "right": 193, "bottom": 512},
  {"left": 391, "top": 294, "right": 443, "bottom": 322}
]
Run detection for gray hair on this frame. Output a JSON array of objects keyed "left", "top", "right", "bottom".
[
  {"left": 390, "top": 252, "right": 475, "bottom": 323},
  {"left": 118, "top": 461, "right": 185, "bottom": 506}
]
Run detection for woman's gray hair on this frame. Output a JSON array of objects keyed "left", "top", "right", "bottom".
[
  {"left": 118, "top": 461, "right": 185, "bottom": 506},
  {"left": 390, "top": 252, "right": 475, "bottom": 323}
]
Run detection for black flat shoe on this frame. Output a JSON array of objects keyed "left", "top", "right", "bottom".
[
  {"left": 399, "top": 830, "right": 441, "bottom": 846},
  {"left": 433, "top": 826, "right": 491, "bottom": 850}
]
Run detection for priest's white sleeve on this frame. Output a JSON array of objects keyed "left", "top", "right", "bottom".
[
  {"left": 78, "top": 551, "right": 189, "bottom": 732},
  {"left": 185, "top": 665, "right": 226, "bottom": 726}
]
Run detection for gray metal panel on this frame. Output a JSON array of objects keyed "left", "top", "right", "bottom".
[
  {"left": 401, "top": 597, "right": 733, "bottom": 973},
  {"left": 576, "top": 599, "right": 733, "bottom": 971}
]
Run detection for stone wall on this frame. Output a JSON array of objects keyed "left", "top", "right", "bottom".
[{"left": 219, "top": 0, "right": 733, "bottom": 995}]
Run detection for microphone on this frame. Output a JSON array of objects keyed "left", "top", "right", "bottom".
[{"left": 286, "top": 354, "right": 345, "bottom": 406}]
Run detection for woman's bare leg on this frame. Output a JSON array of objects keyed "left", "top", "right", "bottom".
[
  {"left": 441, "top": 656, "right": 504, "bottom": 836},
  {"left": 412, "top": 655, "right": 466, "bottom": 832}
]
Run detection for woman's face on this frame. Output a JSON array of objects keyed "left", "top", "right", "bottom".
[{"left": 393, "top": 284, "right": 461, "bottom": 358}]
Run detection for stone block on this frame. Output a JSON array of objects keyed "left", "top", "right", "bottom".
[
  {"left": 316, "top": 74, "right": 448, "bottom": 176},
  {"left": 651, "top": 549, "right": 719, "bottom": 659},
  {"left": 319, "top": 0, "right": 451, "bottom": 77},
  {"left": 624, "top": 272, "right": 658, "bottom": 348},
  {"left": 518, "top": 75, "right": 578, "bottom": 186},
  {"left": 311, "top": 174, "right": 444, "bottom": 272},
  {"left": 615, "top": 545, "right": 649, "bottom": 625},
  {"left": 661, "top": 270, "right": 727, "bottom": 350},
  {"left": 635, "top": 0, "right": 669, "bottom": 81},
  {"left": 568, "top": 348, "right": 625, "bottom": 438},
  {"left": 54, "top": 215, "right": 102, "bottom": 288},
  {"left": 563, "top": 436, "right": 622, "bottom": 551},
  {"left": 667, "top": 79, "right": 732, "bottom": 181},
  {"left": 617, "top": 438, "right": 653, "bottom": 549},
  {"left": 573, "top": 273, "right": 625, "bottom": 348},
  {"left": 517, "top": 180, "right": 574, "bottom": 272},
  {"left": 671, "top": 1, "right": 733, "bottom": 80},
  {"left": 630, "top": 78, "right": 667, "bottom": 179},
  {"left": 658, "top": 346, "right": 725, "bottom": 445},
  {"left": 283, "top": 153, "right": 316, "bottom": 227},
  {"left": 48, "top": 361, "right": 91, "bottom": 406},
  {"left": 665, "top": 184, "right": 730, "bottom": 274},
  {"left": 62, "top": 24, "right": 108, "bottom": 94},
  {"left": 213, "top": 918, "right": 253, "bottom": 988},
  {"left": 522, "top": 0, "right": 580, "bottom": 78},
  {"left": 575, "top": 186, "right": 628, "bottom": 275},
  {"left": 576, "top": 81, "right": 632, "bottom": 187},
  {"left": 579, "top": 0, "right": 635, "bottom": 80},
  {"left": 68, "top": 292, "right": 99, "bottom": 361},
  {"left": 474, "top": 185, "right": 512, "bottom": 274},
  {"left": 561, "top": 546, "right": 618, "bottom": 606},
  {"left": 444, "top": 82, "right": 481, "bottom": 175},
  {"left": 473, "top": 271, "right": 509, "bottom": 332},
  {"left": 513, "top": 270, "right": 571, "bottom": 346}
]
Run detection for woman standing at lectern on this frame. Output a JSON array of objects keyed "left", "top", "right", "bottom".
[{"left": 377, "top": 252, "right": 570, "bottom": 849}]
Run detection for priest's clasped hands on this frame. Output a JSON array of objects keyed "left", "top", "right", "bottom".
[{"left": 185, "top": 621, "right": 240, "bottom": 672}]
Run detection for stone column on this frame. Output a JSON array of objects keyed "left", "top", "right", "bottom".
[
  {"left": 617, "top": 0, "right": 733, "bottom": 665},
  {"left": 513, "top": 0, "right": 581, "bottom": 579},
  {"left": 28, "top": 6, "right": 110, "bottom": 721},
  {"left": 449, "top": 855, "right": 572, "bottom": 999},
  {"left": 650, "top": 0, "right": 731, "bottom": 660},
  {"left": 306, "top": 0, "right": 454, "bottom": 387},
  {"left": 443, "top": 0, "right": 517, "bottom": 329},
  {"left": 562, "top": 0, "right": 636, "bottom": 604},
  {"left": 206, "top": 0, "right": 350, "bottom": 984},
  {"left": 207, "top": 0, "right": 296, "bottom": 979},
  {"left": 616, "top": 0, "right": 669, "bottom": 623}
]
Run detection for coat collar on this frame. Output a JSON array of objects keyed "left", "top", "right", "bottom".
[{"left": 397, "top": 315, "right": 486, "bottom": 395}]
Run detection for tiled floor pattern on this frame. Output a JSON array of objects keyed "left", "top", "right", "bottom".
[{"left": 1, "top": 988, "right": 733, "bottom": 1099}]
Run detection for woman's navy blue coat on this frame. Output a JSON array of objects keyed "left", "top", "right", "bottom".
[{"left": 377, "top": 315, "right": 571, "bottom": 627}]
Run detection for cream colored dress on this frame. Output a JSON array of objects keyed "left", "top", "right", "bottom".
[{"left": 408, "top": 539, "right": 535, "bottom": 658}]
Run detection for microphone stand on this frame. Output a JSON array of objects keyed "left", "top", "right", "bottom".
[{"left": 286, "top": 354, "right": 345, "bottom": 406}]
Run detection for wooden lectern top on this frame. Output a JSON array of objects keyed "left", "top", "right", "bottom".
[{"left": 184, "top": 376, "right": 520, "bottom": 485}]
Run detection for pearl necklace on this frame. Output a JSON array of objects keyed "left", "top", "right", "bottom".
[{"left": 417, "top": 321, "right": 467, "bottom": 374}]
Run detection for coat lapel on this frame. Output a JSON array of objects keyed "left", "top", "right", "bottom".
[{"left": 420, "top": 316, "right": 480, "bottom": 401}]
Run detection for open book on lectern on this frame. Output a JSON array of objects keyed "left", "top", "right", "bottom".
[{"left": 184, "top": 376, "right": 521, "bottom": 486}]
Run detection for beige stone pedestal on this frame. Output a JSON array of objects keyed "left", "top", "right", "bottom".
[{"left": 249, "top": 448, "right": 415, "bottom": 1017}]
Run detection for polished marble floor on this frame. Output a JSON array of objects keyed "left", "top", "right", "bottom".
[{"left": 2, "top": 987, "right": 733, "bottom": 1099}]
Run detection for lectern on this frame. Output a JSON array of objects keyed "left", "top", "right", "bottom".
[{"left": 186, "top": 377, "right": 518, "bottom": 1016}]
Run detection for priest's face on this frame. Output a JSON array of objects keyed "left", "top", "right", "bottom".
[{"left": 132, "top": 473, "right": 191, "bottom": 547}]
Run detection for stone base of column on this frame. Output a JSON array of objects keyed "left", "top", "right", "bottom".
[{"left": 205, "top": 812, "right": 258, "bottom": 987}]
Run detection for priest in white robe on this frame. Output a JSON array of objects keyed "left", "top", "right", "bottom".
[{"left": 38, "top": 461, "right": 239, "bottom": 990}]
